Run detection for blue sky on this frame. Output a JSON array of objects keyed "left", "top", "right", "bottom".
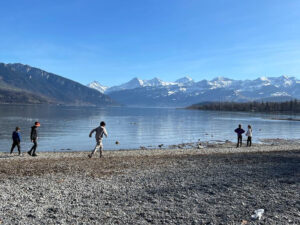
[{"left": 0, "top": 0, "right": 300, "bottom": 86}]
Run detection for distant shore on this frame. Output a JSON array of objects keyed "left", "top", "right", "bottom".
[
  {"left": 0, "top": 143, "right": 299, "bottom": 224},
  {"left": 270, "top": 117, "right": 300, "bottom": 121}
]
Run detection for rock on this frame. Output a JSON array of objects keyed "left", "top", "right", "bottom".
[
  {"left": 251, "top": 209, "right": 264, "bottom": 220},
  {"left": 27, "top": 214, "right": 36, "bottom": 218},
  {"left": 241, "top": 219, "right": 248, "bottom": 225}
]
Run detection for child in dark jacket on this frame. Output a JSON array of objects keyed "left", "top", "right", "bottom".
[
  {"left": 234, "top": 124, "right": 245, "bottom": 147},
  {"left": 11, "top": 127, "right": 21, "bottom": 155},
  {"left": 28, "top": 121, "right": 40, "bottom": 157}
]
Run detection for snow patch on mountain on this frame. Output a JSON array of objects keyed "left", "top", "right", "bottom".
[
  {"left": 271, "top": 92, "right": 290, "bottom": 97},
  {"left": 87, "top": 81, "right": 109, "bottom": 93}
]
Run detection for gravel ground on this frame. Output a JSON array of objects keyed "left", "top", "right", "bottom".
[{"left": 0, "top": 144, "right": 299, "bottom": 224}]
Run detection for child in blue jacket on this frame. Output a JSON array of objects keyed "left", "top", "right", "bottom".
[
  {"left": 11, "top": 127, "right": 21, "bottom": 155},
  {"left": 234, "top": 124, "right": 245, "bottom": 148}
]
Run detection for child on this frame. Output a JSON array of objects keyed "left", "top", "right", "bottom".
[
  {"left": 246, "top": 125, "right": 252, "bottom": 147},
  {"left": 11, "top": 127, "right": 21, "bottom": 155},
  {"left": 234, "top": 124, "right": 245, "bottom": 148},
  {"left": 88, "top": 121, "right": 108, "bottom": 158},
  {"left": 28, "top": 121, "right": 40, "bottom": 157}
]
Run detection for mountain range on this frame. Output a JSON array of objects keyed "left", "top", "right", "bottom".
[
  {"left": 0, "top": 63, "right": 115, "bottom": 106},
  {"left": 88, "top": 75, "right": 300, "bottom": 107},
  {"left": 1, "top": 62, "right": 298, "bottom": 107}
]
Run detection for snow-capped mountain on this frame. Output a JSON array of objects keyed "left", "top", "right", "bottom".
[
  {"left": 175, "top": 76, "right": 194, "bottom": 85},
  {"left": 102, "top": 77, "right": 176, "bottom": 93},
  {"left": 87, "top": 81, "right": 108, "bottom": 94},
  {"left": 104, "top": 77, "right": 143, "bottom": 93},
  {"left": 88, "top": 75, "right": 300, "bottom": 107}
]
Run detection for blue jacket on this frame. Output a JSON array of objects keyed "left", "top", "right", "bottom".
[
  {"left": 235, "top": 128, "right": 245, "bottom": 136},
  {"left": 12, "top": 131, "right": 21, "bottom": 142}
]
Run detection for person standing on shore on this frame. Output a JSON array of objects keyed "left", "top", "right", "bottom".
[
  {"left": 246, "top": 125, "right": 252, "bottom": 147},
  {"left": 28, "top": 121, "right": 40, "bottom": 157},
  {"left": 10, "top": 127, "right": 21, "bottom": 155},
  {"left": 88, "top": 121, "right": 108, "bottom": 158},
  {"left": 234, "top": 124, "right": 245, "bottom": 148}
]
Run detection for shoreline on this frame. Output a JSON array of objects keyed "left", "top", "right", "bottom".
[
  {"left": 1, "top": 138, "right": 300, "bottom": 159},
  {"left": 2, "top": 137, "right": 300, "bottom": 155}
]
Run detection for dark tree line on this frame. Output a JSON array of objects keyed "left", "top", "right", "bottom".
[{"left": 187, "top": 100, "right": 300, "bottom": 113}]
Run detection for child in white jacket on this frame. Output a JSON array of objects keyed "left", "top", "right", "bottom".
[{"left": 246, "top": 125, "right": 252, "bottom": 147}]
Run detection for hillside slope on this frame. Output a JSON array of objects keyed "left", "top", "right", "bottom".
[{"left": 0, "top": 63, "right": 115, "bottom": 106}]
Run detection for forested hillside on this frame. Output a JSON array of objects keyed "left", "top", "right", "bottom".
[{"left": 187, "top": 100, "right": 300, "bottom": 113}]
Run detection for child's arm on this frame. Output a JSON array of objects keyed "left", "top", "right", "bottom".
[
  {"left": 103, "top": 128, "right": 108, "bottom": 138},
  {"left": 89, "top": 128, "right": 96, "bottom": 137},
  {"left": 18, "top": 133, "right": 21, "bottom": 142},
  {"left": 30, "top": 129, "right": 34, "bottom": 141}
]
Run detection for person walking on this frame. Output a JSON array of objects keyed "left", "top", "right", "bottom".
[
  {"left": 10, "top": 127, "right": 22, "bottom": 155},
  {"left": 246, "top": 125, "right": 252, "bottom": 147},
  {"left": 28, "top": 121, "right": 40, "bottom": 157},
  {"left": 88, "top": 121, "right": 108, "bottom": 158},
  {"left": 234, "top": 124, "right": 245, "bottom": 148}
]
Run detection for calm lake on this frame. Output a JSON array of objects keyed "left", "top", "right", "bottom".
[{"left": 0, "top": 104, "right": 299, "bottom": 152}]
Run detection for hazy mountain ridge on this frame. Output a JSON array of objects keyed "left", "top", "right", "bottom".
[
  {"left": 89, "top": 75, "right": 300, "bottom": 107},
  {"left": 0, "top": 63, "right": 115, "bottom": 106}
]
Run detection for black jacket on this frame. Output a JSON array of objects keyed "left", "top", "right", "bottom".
[{"left": 30, "top": 126, "right": 38, "bottom": 140}]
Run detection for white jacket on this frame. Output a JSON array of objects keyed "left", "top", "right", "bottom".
[{"left": 246, "top": 128, "right": 252, "bottom": 137}]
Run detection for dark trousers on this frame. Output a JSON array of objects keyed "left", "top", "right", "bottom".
[
  {"left": 28, "top": 140, "right": 38, "bottom": 155},
  {"left": 237, "top": 135, "right": 242, "bottom": 147},
  {"left": 247, "top": 136, "right": 252, "bottom": 147},
  {"left": 11, "top": 141, "right": 21, "bottom": 154}
]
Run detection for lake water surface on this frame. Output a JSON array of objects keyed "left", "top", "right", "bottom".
[{"left": 0, "top": 105, "right": 300, "bottom": 152}]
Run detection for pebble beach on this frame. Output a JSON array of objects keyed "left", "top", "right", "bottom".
[{"left": 0, "top": 142, "right": 299, "bottom": 224}]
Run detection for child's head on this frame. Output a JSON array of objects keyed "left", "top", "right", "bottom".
[
  {"left": 238, "top": 124, "right": 242, "bottom": 128},
  {"left": 248, "top": 125, "right": 251, "bottom": 129},
  {"left": 15, "top": 127, "right": 20, "bottom": 131},
  {"left": 35, "top": 121, "right": 41, "bottom": 127},
  {"left": 100, "top": 121, "right": 106, "bottom": 127}
]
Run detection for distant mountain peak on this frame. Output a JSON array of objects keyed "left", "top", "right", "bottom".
[
  {"left": 131, "top": 77, "right": 141, "bottom": 81},
  {"left": 87, "top": 81, "right": 109, "bottom": 94},
  {"left": 258, "top": 76, "right": 269, "bottom": 81},
  {"left": 128, "top": 77, "right": 144, "bottom": 85},
  {"left": 281, "top": 75, "right": 289, "bottom": 79},
  {"left": 175, "top": 76, "right": 194, "bottom": 84},
  {"left": 211, "top": 76, "right": 232, "bottom": 81},
  {"left": 146, "top": 77, "right": 164, "bottom": 86}
]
